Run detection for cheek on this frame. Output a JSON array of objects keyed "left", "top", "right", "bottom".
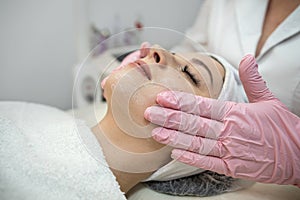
[
  {"left": 103, "top": 69, "right": 131, "bottom": 99},
  {"left": 129, "top": 83, "right": 168, "bottom": 126},
  {"left": 194, "top": 84, "right": 211, "bottom": 98},
  {"left": 109, "top": 66, "right": 197, "bottom": 138}
]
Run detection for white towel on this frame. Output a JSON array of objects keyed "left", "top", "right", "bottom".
[
  {"left": 0, "top": 102, "right": 126, "bottom": 200},
  {"left": 145, "top": 54, "right": 247, "bottom": 181}
]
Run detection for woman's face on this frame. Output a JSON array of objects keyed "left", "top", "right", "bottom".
[{"left": 103, "top": 45, "right": 224, "bottom": 129}]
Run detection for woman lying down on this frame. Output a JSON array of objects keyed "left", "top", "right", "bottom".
[{"left": 0, "top": 44, "right": 254, "bottom": 199}]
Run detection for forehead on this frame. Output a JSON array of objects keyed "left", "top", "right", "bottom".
[{"left": 177, "top": 53, "right": 213, "bottom": 67}]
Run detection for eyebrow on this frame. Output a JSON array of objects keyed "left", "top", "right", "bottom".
[{"left": 190, "top": 58, "right": 213, "bottom": 84}]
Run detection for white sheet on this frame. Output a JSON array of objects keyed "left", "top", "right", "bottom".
[{"left": 0, "top": 101, "right": 125, "bottom": 200}]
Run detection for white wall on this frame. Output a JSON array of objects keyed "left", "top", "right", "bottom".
[
  {"left": 88, "top": 0, "right": 203, "bottom": 51},
  {"left": 0, "top": 0, "right": 203, "bottom": 110},
  {"left": 89, "top": 0, "right": 203, "bottom": 33},
  {"left": 0, "top": 0, "right": 76, "bottom": 110}
]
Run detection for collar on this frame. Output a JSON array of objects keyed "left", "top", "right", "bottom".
[{"left": 234, "top": 0, "right": 300, "bottom": 59}]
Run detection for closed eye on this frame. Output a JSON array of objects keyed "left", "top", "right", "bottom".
[{"left": 181, "top": 65, "right": 200, "bottom": 86}]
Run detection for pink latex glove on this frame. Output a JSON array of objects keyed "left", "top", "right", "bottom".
[
  {"left": 144, "top": 54, "right": 300, "bottom": 186},
  {"left": 101, "top": 42, "right": 150, "bottom": 88}
]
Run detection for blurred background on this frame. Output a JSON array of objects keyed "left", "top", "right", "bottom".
[{"left": 0, "top": 0, "right": 203, "bottom": 110}]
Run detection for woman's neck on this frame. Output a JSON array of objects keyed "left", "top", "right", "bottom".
[
  {"left": 91, "top": 114, "right": 172, "bottom": 193},
  {"left": 109, "top": 167, "right": 152, "bottom": 193}
]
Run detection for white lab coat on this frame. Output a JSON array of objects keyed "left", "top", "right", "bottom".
[{"left": 176, "top": 0, "right": 300, "bottom": 116}]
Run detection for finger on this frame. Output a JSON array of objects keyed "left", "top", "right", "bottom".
[
  {"left": 152, "top": 127, "right": 223, "bottom": 157},
  {"left": 101, "top": 49, "right": 142, "bottom": 88},
  {"left": 101, "top": 76, "right": 109, "bottom": 89},
  {"left": 140, "top": 42, "right": 151, "bottom": 58},
  {"left": 144, "top": 106, "right": 223, "bottom": 138},
  {"left": 239, "top": 54, "right": 275, "bottom": 103},
  {"left": 120, "top": 50, "right": 141, "bottom": 67},
  {"left": 155, "top": 91, "right": 233, "bottom": 121},
  {"left": 171, "top": 149, "right": 229, "bottom": 176}
]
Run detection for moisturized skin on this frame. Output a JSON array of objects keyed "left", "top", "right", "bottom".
[{"left": 92, "top": 45, "right": 225, "bottom": 193}]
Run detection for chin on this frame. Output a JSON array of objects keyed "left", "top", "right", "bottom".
[{"left": 128, "top": 90, "right": 158, "bottom": 126}]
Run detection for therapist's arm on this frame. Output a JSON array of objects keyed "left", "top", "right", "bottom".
[{"left": 144, "top": 55, "right": 300, "bottom": 187}]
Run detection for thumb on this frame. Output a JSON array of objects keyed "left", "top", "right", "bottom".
[
  {"left": 120, "top": 50, "right": 141, "bottom": 67},
  {"left": 238, "top": 54, "right": 274, "bottom": 103},
  {"left": 140, "top": 41, "right": 151, "bottom": 58}
]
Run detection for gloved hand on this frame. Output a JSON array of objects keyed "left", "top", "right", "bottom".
[
  {"left": 101, "top": 42, "right": 150, "bottom": 88},
  {"left": 144, "top": 54, "right": 300, "bottom": 186}
]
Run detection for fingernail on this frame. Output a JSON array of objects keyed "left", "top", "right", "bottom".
[
  {"left": 144, "top": 107, "right": 152, "bottom": 121},
  {"left": 157, "top": 91, "right": 177, "bottom": 106},
  {"left": 144, "top": 106, "right": 167, "bottom": 124},
  {"left": 144, "top": 106, "right": 160, "bottom": 121},
  {"left": 152, "top": 127, "right": 170, "bottom": 142}
]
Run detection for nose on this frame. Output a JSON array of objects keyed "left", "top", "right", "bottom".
[{"left": 141, "top": 44, "right": 165, "bottom": 65}]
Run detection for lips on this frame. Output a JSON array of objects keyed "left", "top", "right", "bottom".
[{"left": 134, "top": 60, "right": 152, "bottom": 80}]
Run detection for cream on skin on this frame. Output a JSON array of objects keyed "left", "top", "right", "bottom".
[{"left": 92, "top": 45, "right": 225, "bottom": 193}]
